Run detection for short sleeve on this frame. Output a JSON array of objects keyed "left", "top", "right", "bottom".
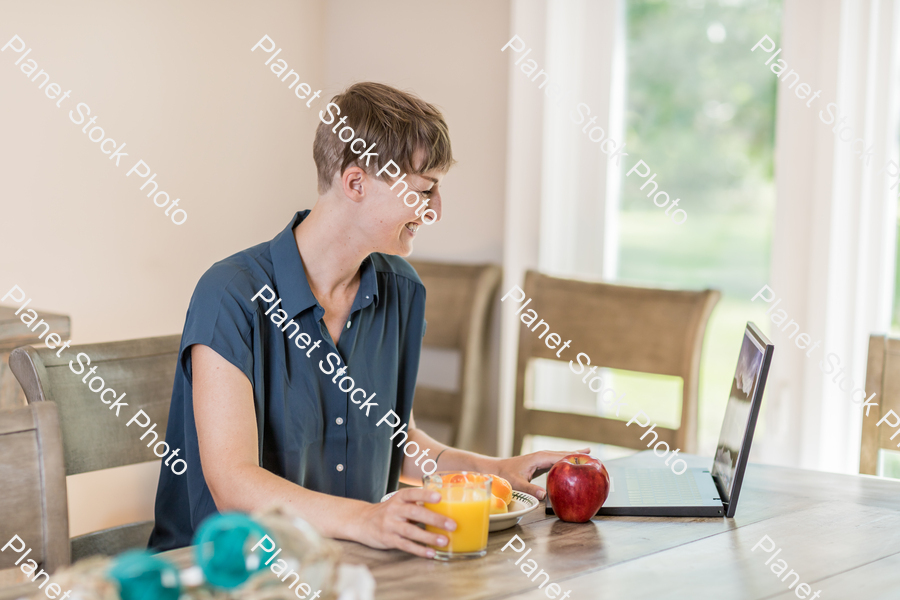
[{"left": 180, "top": 262, "right": 256, "bottom": 385}]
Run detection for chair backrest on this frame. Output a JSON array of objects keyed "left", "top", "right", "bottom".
[
  {"left": 408, "top": 260, "right": 501, "bottom": 450},
  {"left": 0, "top": 402, "right": 69, "bottom": 575},
  {"left": 513, "top": 270, "right": 720, "bottom": 456},
  {"left": 859, "top": 335, "right": 900, "bottom": 475},
  {"left": 9, "top": 335, "right": 180, "bottom": 560},
  {"left": 0, "top": 306, "right": 70, "bottom": 410}
]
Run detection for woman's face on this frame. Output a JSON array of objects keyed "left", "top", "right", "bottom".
[{"left": 361, "top": 168, "right": 446, "bottom": 257}]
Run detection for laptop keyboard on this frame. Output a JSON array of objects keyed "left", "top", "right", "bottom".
[{"left": 625, "top": 469, "right": 704, "bottom": 506}]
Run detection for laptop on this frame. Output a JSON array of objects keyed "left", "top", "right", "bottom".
[{"left": 546, "top": 321, "right": 773, "bottom": 518}]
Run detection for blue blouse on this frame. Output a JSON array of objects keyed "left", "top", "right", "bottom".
[{"left": 149, "top": 210, "right": 426, "bottom": 551}]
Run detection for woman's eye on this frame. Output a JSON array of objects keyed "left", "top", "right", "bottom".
[{"left": 420, "top": 189, "right": 434, "bottom": 197}]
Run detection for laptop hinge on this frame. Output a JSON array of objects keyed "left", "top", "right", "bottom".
[{"left": 712, "top": 473, "right": 729, "bottom": 508}]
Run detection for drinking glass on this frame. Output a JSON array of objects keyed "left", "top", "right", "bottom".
[{"left": 423, "top": 471, "right": 492, "bottom": 560}]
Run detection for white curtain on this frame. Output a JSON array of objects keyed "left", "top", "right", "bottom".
[
  {"left": 761, "top": 0, "right": 900, "bottom": 474},
  {"left": 499, "top": 0, "right": 624, "bottom": 455}
]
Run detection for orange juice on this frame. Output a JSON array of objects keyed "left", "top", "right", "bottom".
[{"left": 424, "top": 486, "right": 490, "bottom": 554}]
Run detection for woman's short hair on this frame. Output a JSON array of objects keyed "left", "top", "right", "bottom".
[{"left": 313, "top": 82, "right": 455, "bottom": 193}]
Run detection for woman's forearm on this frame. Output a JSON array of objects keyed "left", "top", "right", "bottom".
[
  {"left": 400, "top": 426, "right": 500, "bottom": 484},
  {"left": 211, "top": 463, "right": 371, "bottom": 542},
  {"left": 436, "top": 446, "right": 500, "bottom": 474},
  {"left": 401, "top": 428, "right": 587, "bottom": 501}
]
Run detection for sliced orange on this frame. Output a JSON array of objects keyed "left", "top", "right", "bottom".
[
  {"left": 489, "top": 494, "right": 508, "bottom": 514},
  {"left": 491, "top": 475, "right": 513, "bottom": 506}
]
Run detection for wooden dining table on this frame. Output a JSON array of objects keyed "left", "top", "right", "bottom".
[
  {"left": 162, "top": 450, "right": 900, "bottom": 600},
  {"left": 3, "top": 451, "right": 899, "bottom": 600}
]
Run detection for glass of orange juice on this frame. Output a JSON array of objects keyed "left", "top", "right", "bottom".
[{"left": 423, "top": 471, "right": 492, "bottom": 560}]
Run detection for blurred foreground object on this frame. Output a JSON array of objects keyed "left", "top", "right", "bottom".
[{"left": 32, "top": 507, "right": 373, "bottom": 600}]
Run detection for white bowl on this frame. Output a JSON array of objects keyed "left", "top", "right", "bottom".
[{"left": 379, "top": 489, "right": 540, "bottom": 532}]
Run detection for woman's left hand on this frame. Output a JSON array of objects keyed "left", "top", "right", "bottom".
[{"left": 490, "top": 447, "right": 591, "bottom": 500}]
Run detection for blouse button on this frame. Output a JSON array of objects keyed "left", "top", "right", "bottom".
[
  {"left": 346, "top": 321, "right": 352, "bottom": 329},
  {"left": 335, "top": 417, "right": 344, "bottom": 425},
  {"left": 336, "top": 464, "right": 344, "bottom": 472}
]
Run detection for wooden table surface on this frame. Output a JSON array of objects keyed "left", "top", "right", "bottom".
[
  {"left": 4, "top": 451, "right": 898, "bottom": 600},
  {"left": 161, "top": 451, "right": 900, "bottom": 600}
]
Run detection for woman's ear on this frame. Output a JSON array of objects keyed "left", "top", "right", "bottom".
[{"left": 341, "top": 166, "right": 367, "bottom": 202}]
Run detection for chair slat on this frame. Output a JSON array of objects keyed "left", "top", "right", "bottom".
[
  {"left": 522, "top": 409, "right": 678, "bottom": 450},
  {"left": 860, "top": 335, "right": 900, "bottom": 474},
  {"left": 408, "top": 261, "right": 501, "bottom": 449},
  {"left": 0, "top": 306, "right": 70, "bottom": 353},
  {"left": 30, "top": 335, "right": 178, "bottom": 367},
  {"left": 0, "top": 306, "right": 70, "bottom": 410},
  {"left": 0, "top": 431, "right": 44, "bottom": 568},
  {"left": 8, "top": 335, "right": 180, "bottom": 561},
  {"left": 0, "top": 403, "right": 69, "bottom": 573},
  {"left": 514, "top": 270, "right": 719, "bottom": 455},
  {"left": 411, "top": 388, "right": 459, "bottom": 421},
  {"left": 12, "top": 342, "right": 179, "bottom": 474},
  {"left": 71, "top": 521, "right": 155, "bottom": 562}
]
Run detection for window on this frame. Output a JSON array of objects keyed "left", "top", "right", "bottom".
[
  {"left": 523, "top": 0, "right": 783, "bottom": 458},
  {"left": 616, "top": 0, "right": 782, "bottom": 454}
]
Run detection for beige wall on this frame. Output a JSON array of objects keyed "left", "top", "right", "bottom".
[
  {"left": 0, "top": 0, "right": 510, "bottom": 536},
  {"left": 1, "top": 0, "right": 327, "bottom": 346},
  {"left": 320, "top": 0, "right": 511, "bottom": 454},
  {"left": 0, "top": 0, "right": 324, "bottom": 537},
  {"left": 322, "top": 0, "right": 510, "bottom": 263}
]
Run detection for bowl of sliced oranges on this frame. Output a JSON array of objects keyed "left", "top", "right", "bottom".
[{"left": 380, "top": 473, "right": 540, "bottom": 532}]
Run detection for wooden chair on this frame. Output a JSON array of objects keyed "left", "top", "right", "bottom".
[
  {"left": 0, "top": 402, "right": 69, "bottom": 580},
  {"left": 9, "top": 335, "right": 181, "bottom": 561},
  {"left": 513, "top": 270, "right": 720, "bottom": 456},
  {"left": 859, "top": 335, "right": 900, "bottom": 475},
  {"left": 408, "top": 260, "right": 502, "bottom": 450},
  {"left": 0, "top": 306, "right": 70, "bottom": 410}
]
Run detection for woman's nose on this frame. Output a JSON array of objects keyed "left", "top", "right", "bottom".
[{"left": 427, "top": 195, "right": 442, "bottom": 223}]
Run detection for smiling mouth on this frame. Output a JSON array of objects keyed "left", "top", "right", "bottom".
[{"left": 405, "top": 222, "right": 418, "bottom": 234}]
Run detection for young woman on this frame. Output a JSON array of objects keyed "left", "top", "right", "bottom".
[{"left": 149, "top": 82, "right": 585, "bottom": 558}]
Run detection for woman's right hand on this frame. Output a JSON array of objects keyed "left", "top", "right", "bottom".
[{"left": 353, "top": 488, "right": 457, "bottom": 558}]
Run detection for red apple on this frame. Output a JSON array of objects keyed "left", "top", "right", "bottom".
[{"left": 547, "top": 454, "right": 610, "bottom": 523}]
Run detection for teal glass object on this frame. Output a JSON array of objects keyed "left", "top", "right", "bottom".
[
  {"left": 193, "top": 512, "right": 272, "bottom": 589},
  {"left": 107, "top": 550, "right": 180, "bottom": 600}
]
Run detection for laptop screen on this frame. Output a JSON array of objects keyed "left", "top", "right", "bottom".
[{"left": 711, "top": 324, "right": 770, "bottom": 507}]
